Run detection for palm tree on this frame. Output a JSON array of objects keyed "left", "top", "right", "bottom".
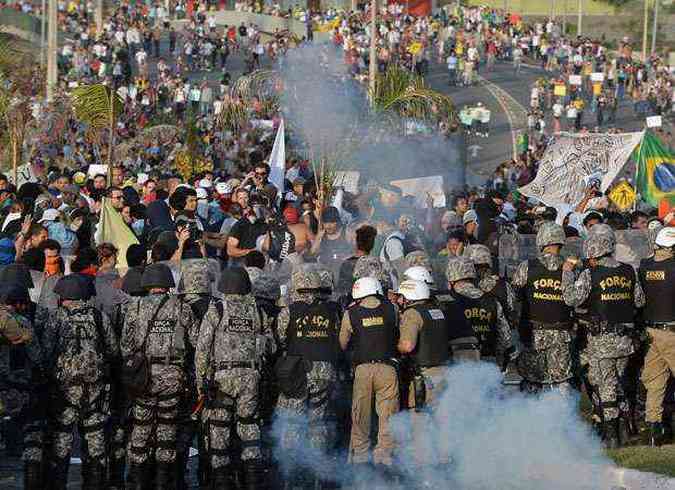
[
  {"left": 71, "top": 84, "right": 124, "bottom": 179},
  {"left": 369, "top": 64, "right": 455, "bottom": 130}
]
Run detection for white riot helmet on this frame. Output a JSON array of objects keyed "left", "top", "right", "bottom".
[
  {"left": 403, "top": 266, "right": 434, "bottom": 286},
  {"left": 397, "top": 279, "right": 431, "bottom": 301},
  {"left": 352, "top": 277, "right": 383, "bottom": 300},
  {"left": 655, "top": 227, "right": 675, "bottom": 248}
]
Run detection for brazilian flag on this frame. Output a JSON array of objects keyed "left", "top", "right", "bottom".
[{"left": 635, "top": 132, "right": 675, "bottom": 207}]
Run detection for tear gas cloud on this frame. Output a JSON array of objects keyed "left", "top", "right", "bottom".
[
  {"left": 278, "top": 44, "right": 464, "bottom": 189},
  {"left": 271, "top": 363, "right": 619, "bottom": 490}
]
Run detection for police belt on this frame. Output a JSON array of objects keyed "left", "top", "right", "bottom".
[
  {"left": 450, "top": 336, "right": 480, "bottom": 351},
  {"left": 355, "top": 359, "right": 397, "bottom": 367},
  {"left": 149, "top": 356, "right": 184, "bottom": 366},
  {"left": 646, "top": 321, "right": 675, "bottom": 332},
  {"left": 586, "top": 322, "right": 630, "bottom": 336},
  {"left": 529, "top": 321, "right": 571, "bottom": 331},
  {"left": 217, "top": 361, "right": 257, "bottom": 370}
]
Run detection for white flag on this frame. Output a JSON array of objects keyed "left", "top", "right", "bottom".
[
  {"left": 518, "top": 131, "right": 644, "bottom": 207},
  {"left": 268, "top": 119, "right": 286, "bottom": 193}
]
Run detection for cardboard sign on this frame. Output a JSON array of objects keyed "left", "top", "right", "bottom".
[
  {"left": 592, "top": 83, "right": 603, "bottom": 96},
  {"left": 590, "top": 72, "right": 605, "bottom": 82},
  {"left": 646, "top": 115, "right": 663, "bottom": 128},
  {"left": 553, "top": 84, "right": 566, "bottom": 96},
  {"left": 333, "top": 171, "right": 360, "bottom": 194},
  {"left": 390, "top": 175, "right": 446, "bottom": 208},
  {"left": 569, "top": 75, "right": 582, "bottom": 86},
  {"left": 88, "top": 164, "right": 109, "bottom": 178},
  {"left": 408, "top": 42, "right": 423, "bottom": 55}
]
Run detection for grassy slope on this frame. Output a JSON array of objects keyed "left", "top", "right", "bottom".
[{"left": 607, "top": 445, "right": 675, "bottom": 478}]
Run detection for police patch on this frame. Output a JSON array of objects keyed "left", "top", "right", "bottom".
[
  {"left": 150, "top": 319, "right": 174, "bottom": 334},
  {"left": 228, "top": 317, "right": 254, "bottom": 332},
  {"left": 429, "top": 309, "right": 445, "bottom": 320}
]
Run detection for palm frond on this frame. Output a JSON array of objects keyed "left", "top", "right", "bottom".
[{"left": 71, "top": 84, "right": 123, "bottom": 129}]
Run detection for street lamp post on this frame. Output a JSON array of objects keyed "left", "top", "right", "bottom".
[
  {"left": 651, "top": 0, "right": 658, "bottom": 55},
  {"left": 577, "top": 0, "right": 582, "bottom": 35},
  {"left": 40, "top": 0, "right": 46, "bottom": 66},
  {"left": 368, "top": 0, "right": 377, "bottom": 100},
  {"left": 46, "top": 0, "right": 58, "bottom": 101},
  {"left": 641, "top": 0, "right": 649, "bottom": 60}
]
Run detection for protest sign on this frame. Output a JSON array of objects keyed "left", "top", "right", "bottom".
[
  {"left": 569, "top": 75, "right": 582, "bottom": 86},
  {"left": 334, "top": 171, "right": 360, "bottom": 194},
  {"left": 646, "top": 115, "right": 662, "bottom": 128},
  {"left": 391, "top": 175, "right": 446, "bottom": 208},
  {"left": 554, "top": 84, "right": 566, "bottom": 96},
  {"left": 88, "top": 164, "right": 109, "bottom": 178},
  {"left": 590, "top": 72, "right": 605, "bottom": 82}
]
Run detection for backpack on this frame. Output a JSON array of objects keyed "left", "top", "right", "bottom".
[{"left": 54, "top": 306, "right": 107, "bottom": 384}]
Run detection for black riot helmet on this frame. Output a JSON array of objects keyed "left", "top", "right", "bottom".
[
  {"left": 0, "top": 263, "right": 34, "bottom": 289},
  {"left": 217, "top": 267, "right": 252, "bottom": 295},
  {"left": 0, "top": 283, "right": 30, "bottom": 305},
  {"left": 122, "top": 267, "right": 147, "bottom": 297},
  {"left": 54, "top": 274, "right": 95, "bottom": 301},
  {"left": 141, "top": 263, "right": 175, "bottom": 290}
]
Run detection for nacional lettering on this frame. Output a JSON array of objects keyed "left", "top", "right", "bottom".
[
  {"left": 533, "top": 292, "right": 563, "bottom": 301},
  {"left": 600, "top": 292, "right": 632, "bottom": 301}
]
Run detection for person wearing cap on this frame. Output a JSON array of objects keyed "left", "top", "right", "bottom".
[
  {"left": 561, "top": 224, "right": 645, "bottom": 448},
  {"left": 284, "top": 177, "right": 306, "bottom": 206},
  {"left": 42, "top": 274, "right": 118, "bottom": 489},
  {"left": 511, "top": 222, "right": 575, "bottom": 395},
  {"left": 462, "top": 209, "right": 479, "bottom": 243},
  {"left": 639, "top": 227, "right": 675, "bottom": 446},
  {"left": 339, "top": 276, "right": 399, "bottom": 475}
]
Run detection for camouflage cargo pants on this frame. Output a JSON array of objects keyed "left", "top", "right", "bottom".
[
  {"left": 586, "top": 356, "right": 630, "bottom": 421},
  {"left": 48, "top": 383, "right": 107, "bottom": 464},
  {"left": 0, "top": 386, "right": 44, "bottom": 463},
  {"left": 275, "top": 362, "right": 336, "bottom": 453},
  {"left": 204, "top": 369, "right": 262, "bottom": 469}
]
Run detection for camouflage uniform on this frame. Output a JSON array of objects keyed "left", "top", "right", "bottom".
[
  {"left": 512, "top": 254, "right": 575, "bottom": 393},
  {"left": 275, "top": 267, "right": 340, "bottom": 484},
  {"left": 195, "top": 269, "right": 275, "bottom": 489},
  {"left": 353, "top": 255, "right": 393, "bottom": 291},
  {"left": 120, "top": 288, "right": 198, "bottom": 487},
  {"left": 468, "top": 244, "right": 517, "bottom": 323},
  {"left": 42, "top": 292, "right": 119, "bottom": 490},
  {"left": 176, "top": 258, "right": 217, "bottom": 490},
  {"left": 0, "top": 304, "right": 45, "bottom": 489},
  {"left": 562, "top": 228, "right": 645, "bottom": 446}
]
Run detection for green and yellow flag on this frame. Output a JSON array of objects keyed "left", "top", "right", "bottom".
[
  {"left": 99, "top": 197, "right": 139, "bottom": 269},
  {"left": 635, "top": 132, "right": 675, "bottom": 207}
]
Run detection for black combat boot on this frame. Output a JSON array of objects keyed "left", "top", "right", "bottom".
[
  {"left": 83, "top": 462, "right": 106, "bottom": 490},
  {"left": 108, "top": 457, "right": 126, "bottom": 490},
  {"left": 175, "top": 451, "right": 188, "bottom": 490},
  {"left": 244, "top": 459, "right": 269, "bottom": 490},
  {"left": 155, "top": 462, "right": 176, "bottom": 490},
  {"left": 648, "top": 422, "right": 667, "bottom": 447},
  {"left": 602, "top": 419, "right": 620, "bottom": 449},
  {"left": 211, "top": 465, "right": 232, "bottom": 490},
  {"left": 50, "top": 458, "right": 70, "bottom": 490},
  {"left": 23, "top": 462, "right": 43, "bottom": 490},
  {"left": 126, "top": 463, "right": 147, "bottom": 490}
]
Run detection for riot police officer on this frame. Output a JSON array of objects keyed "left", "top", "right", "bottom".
[
  {"left": 0, "top": 283, "right": 44, "bottom": 490},
  {"left": 446, "top": 257, "right": 513, "bottom": 368},
  {"left": 397, "top": 279, "right": 449, "bottom": 474},
  {"left": 339, "top": 277, "right": 399, "bottom": 472},
  {"left": 42, "top": 274, "right": 118, "bottom": 490},
  {"left": 639, "top": 227, "right": 675, "bottom": 446},
  {"left": 562, "top": 224, "right": 645, "bottom": 448},
  {"left": 121, "top": 263, "right": 197, "bottom": 489},
  {"left": 511, "top": 222, "right": 575, "bottom": 394},
  {"left": 467, "top": 244, "right": 516, "bottom": 324},
  {"left": 195, "top": 267, "right": 274, "bottom": 490},
  {"left": 275, "top": 266, "right": 341, "bottom": 488}
]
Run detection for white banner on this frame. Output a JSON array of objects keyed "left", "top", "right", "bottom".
[
  {"left": 569, "top": 75, "right": 583, "bottom": 85},
  {"left": 268, "top": 119, "right": 286, "bottom": 193},
  {"left": 391, "top": 175, "right": 446, "bottom": 208},
  {"left": 518, "top": 132, "right": 644, "bottom": 206},
  {"left": 646, "top": 115, "right": 662, "bottom": 128},
  {"left": 590, "top": 72, "right": 605, "bottom": 82},
  {"left": 334, "top": 171, "right": 360, "bottom": 194}
]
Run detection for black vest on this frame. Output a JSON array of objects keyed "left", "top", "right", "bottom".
[
  {"left": 434, "top": 293, "right": 476, "bottom": 341},
  {"left": 287, "top": 300, "right": 340, "bottom": 362},
  {"left": 489, "top": 277, "right": 511, "bottom": 316},
  {"left": 348, "top": 299, "right": 398, "bottom": 365},
  {"left": 409, "top": 301, "right": 450, "bottom": 367},
  {"left": 639, "top": 257, "right": 675, "bottom": 323},
  {"left": 523, "top": 259, "right": 571, "bottom": 323},
  {"left": 586, "top": 263, "right": 635, "bottom": 324},
  {"left": 453, "top": 293, "right": 498, "bottom": 357}
]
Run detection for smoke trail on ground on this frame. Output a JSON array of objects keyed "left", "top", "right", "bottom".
[{"left": 390, "top": 362, "right": 616, "bottom": 490}]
